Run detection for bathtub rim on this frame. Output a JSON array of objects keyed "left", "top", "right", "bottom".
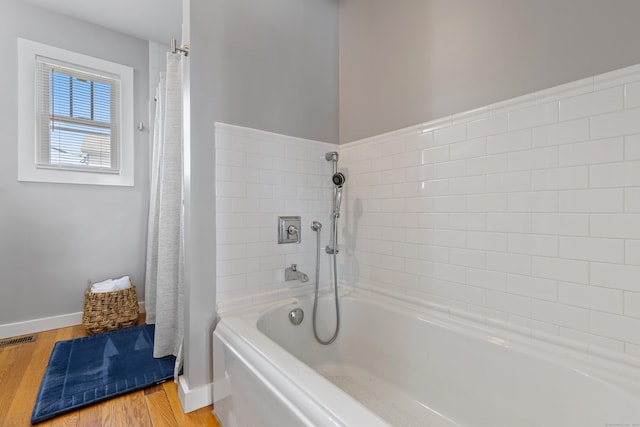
[
  {"left": 356, "top": 283, "right": 640, "bottom": 376},
  {"left": 219, "top": 284, "right": 640, "bottom": 402},
  {"left": 214, "top": 311, "right": 393, "bottom": 427}
]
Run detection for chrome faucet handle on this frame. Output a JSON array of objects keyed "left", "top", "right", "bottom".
[{"left": 287, "top": 225, "right": 300, "bottom": 243}]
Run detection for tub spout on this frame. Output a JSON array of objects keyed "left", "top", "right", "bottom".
[{"left": 285, "top": 264, "right": 309, "bottom": 282}]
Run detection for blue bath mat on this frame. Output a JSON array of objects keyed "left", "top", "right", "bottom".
[{"left": 31, "top": 324, "right": 175, "bottom": 424}]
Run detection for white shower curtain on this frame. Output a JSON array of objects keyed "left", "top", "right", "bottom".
[{"left": 145, "top": 52, "right": 184, "bottom": 377}]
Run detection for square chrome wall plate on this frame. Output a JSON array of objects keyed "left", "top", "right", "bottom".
[{"left": 278, "top": 216, "right": 301, "bottom": 244}]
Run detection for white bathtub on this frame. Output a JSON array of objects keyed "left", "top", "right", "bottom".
[{"left": 213, "top": 289, "right": 640, "bottom": 426}]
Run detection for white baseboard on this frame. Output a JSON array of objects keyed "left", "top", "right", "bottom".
[
  {"left": 0, "top": 311, "right": 83, "bottom": 339},
  {"left": 178, "top": 375, "right": 213, "bottom": 413},
  {"left": 0, "top": 302, "right": 146, "bottom": 339}
]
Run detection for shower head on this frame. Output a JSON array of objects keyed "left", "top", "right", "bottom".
[
  {"left": 332, "top": 172, "right": 346, "bottom": 216},
  {"left": 325, "top": 152, "right": 339, "bottom": 162},
  {"left": 332, "top": 172, "right": 346, "bottom": 188}
]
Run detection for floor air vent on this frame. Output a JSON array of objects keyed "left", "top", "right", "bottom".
[{"left": 0, "top": 334, "right": 37, "bottom": 348}]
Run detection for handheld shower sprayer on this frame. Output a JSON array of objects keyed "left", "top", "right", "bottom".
[
  {"left": 325, "top": 151, "right": 345, "bottom": 256},
  {"left": 332, "top": 172, "right": 346, "bottom": 217},
  {"left": 311, "top": 150, "right": 346, "bottom": 345}
]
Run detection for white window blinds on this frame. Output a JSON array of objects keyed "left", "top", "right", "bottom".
[{"left": 35, "top": 57, "right": 121, "bottom": 173}]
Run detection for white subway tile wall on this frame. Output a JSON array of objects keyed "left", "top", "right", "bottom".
[
  {"left": 215, "top": 123, "right": 334, "bottom": 311},
  {"left": 340, "top": 64, "right": 640, "bottom": 356}
]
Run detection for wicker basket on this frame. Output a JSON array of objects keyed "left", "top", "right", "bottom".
[{"left": 82, "top": 279, "right": 139, "bottom": 334}]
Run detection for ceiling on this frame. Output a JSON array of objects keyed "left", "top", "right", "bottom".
[{"left": 23, "top": 0, "right": 182, "bottom": 45}]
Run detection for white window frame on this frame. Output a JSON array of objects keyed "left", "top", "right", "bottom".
[{"left": 18, "top": 38, "right": 134, "bottom": 186}]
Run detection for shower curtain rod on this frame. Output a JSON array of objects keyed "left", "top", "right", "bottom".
[{"left": 171, "top": 38, "right": 189, "bottom": 56}]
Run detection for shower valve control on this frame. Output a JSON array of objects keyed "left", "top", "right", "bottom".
[{"left": 278, "top": 216, "right": 301, "bottom": 244}]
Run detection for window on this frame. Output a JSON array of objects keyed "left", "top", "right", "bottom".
[
  {"left": 18, "top": 39, "right": 134, "bottom": 186},
  {"left": 36, "top": 58, "right": 120, "bottom": 172}
]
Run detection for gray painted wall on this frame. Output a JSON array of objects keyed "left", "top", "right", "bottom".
[
  {"left": 339, "top": 0, "right": 640, "bottom": 143},
  {"left": 185, "top": 0, "right": 339, "bottom": 389},
  {"left": 0, "top": 0, "right": 150, "bottom": 324},
  {"left": 181, "top": 0, "right": 218, "bottom": 393},
  {"left": 206, "top": 0, "right": 339, "bottom": 144}
]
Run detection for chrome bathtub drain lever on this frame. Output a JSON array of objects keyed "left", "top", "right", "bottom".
[{"left": 289, "top": 308, "right": 304, "bottom": 325}]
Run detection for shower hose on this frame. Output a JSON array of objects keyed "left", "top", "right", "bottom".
[{"left": 312, "top": 220, "right": 340, "bottom": 345}]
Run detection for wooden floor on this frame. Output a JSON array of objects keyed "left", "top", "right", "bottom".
[{"left": 0, "top": 319, "right": 221, "bottom": 427}]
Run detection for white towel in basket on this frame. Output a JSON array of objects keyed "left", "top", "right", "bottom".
[{"left": 91, "top": 276, "right": 131, "bottom": 293}]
